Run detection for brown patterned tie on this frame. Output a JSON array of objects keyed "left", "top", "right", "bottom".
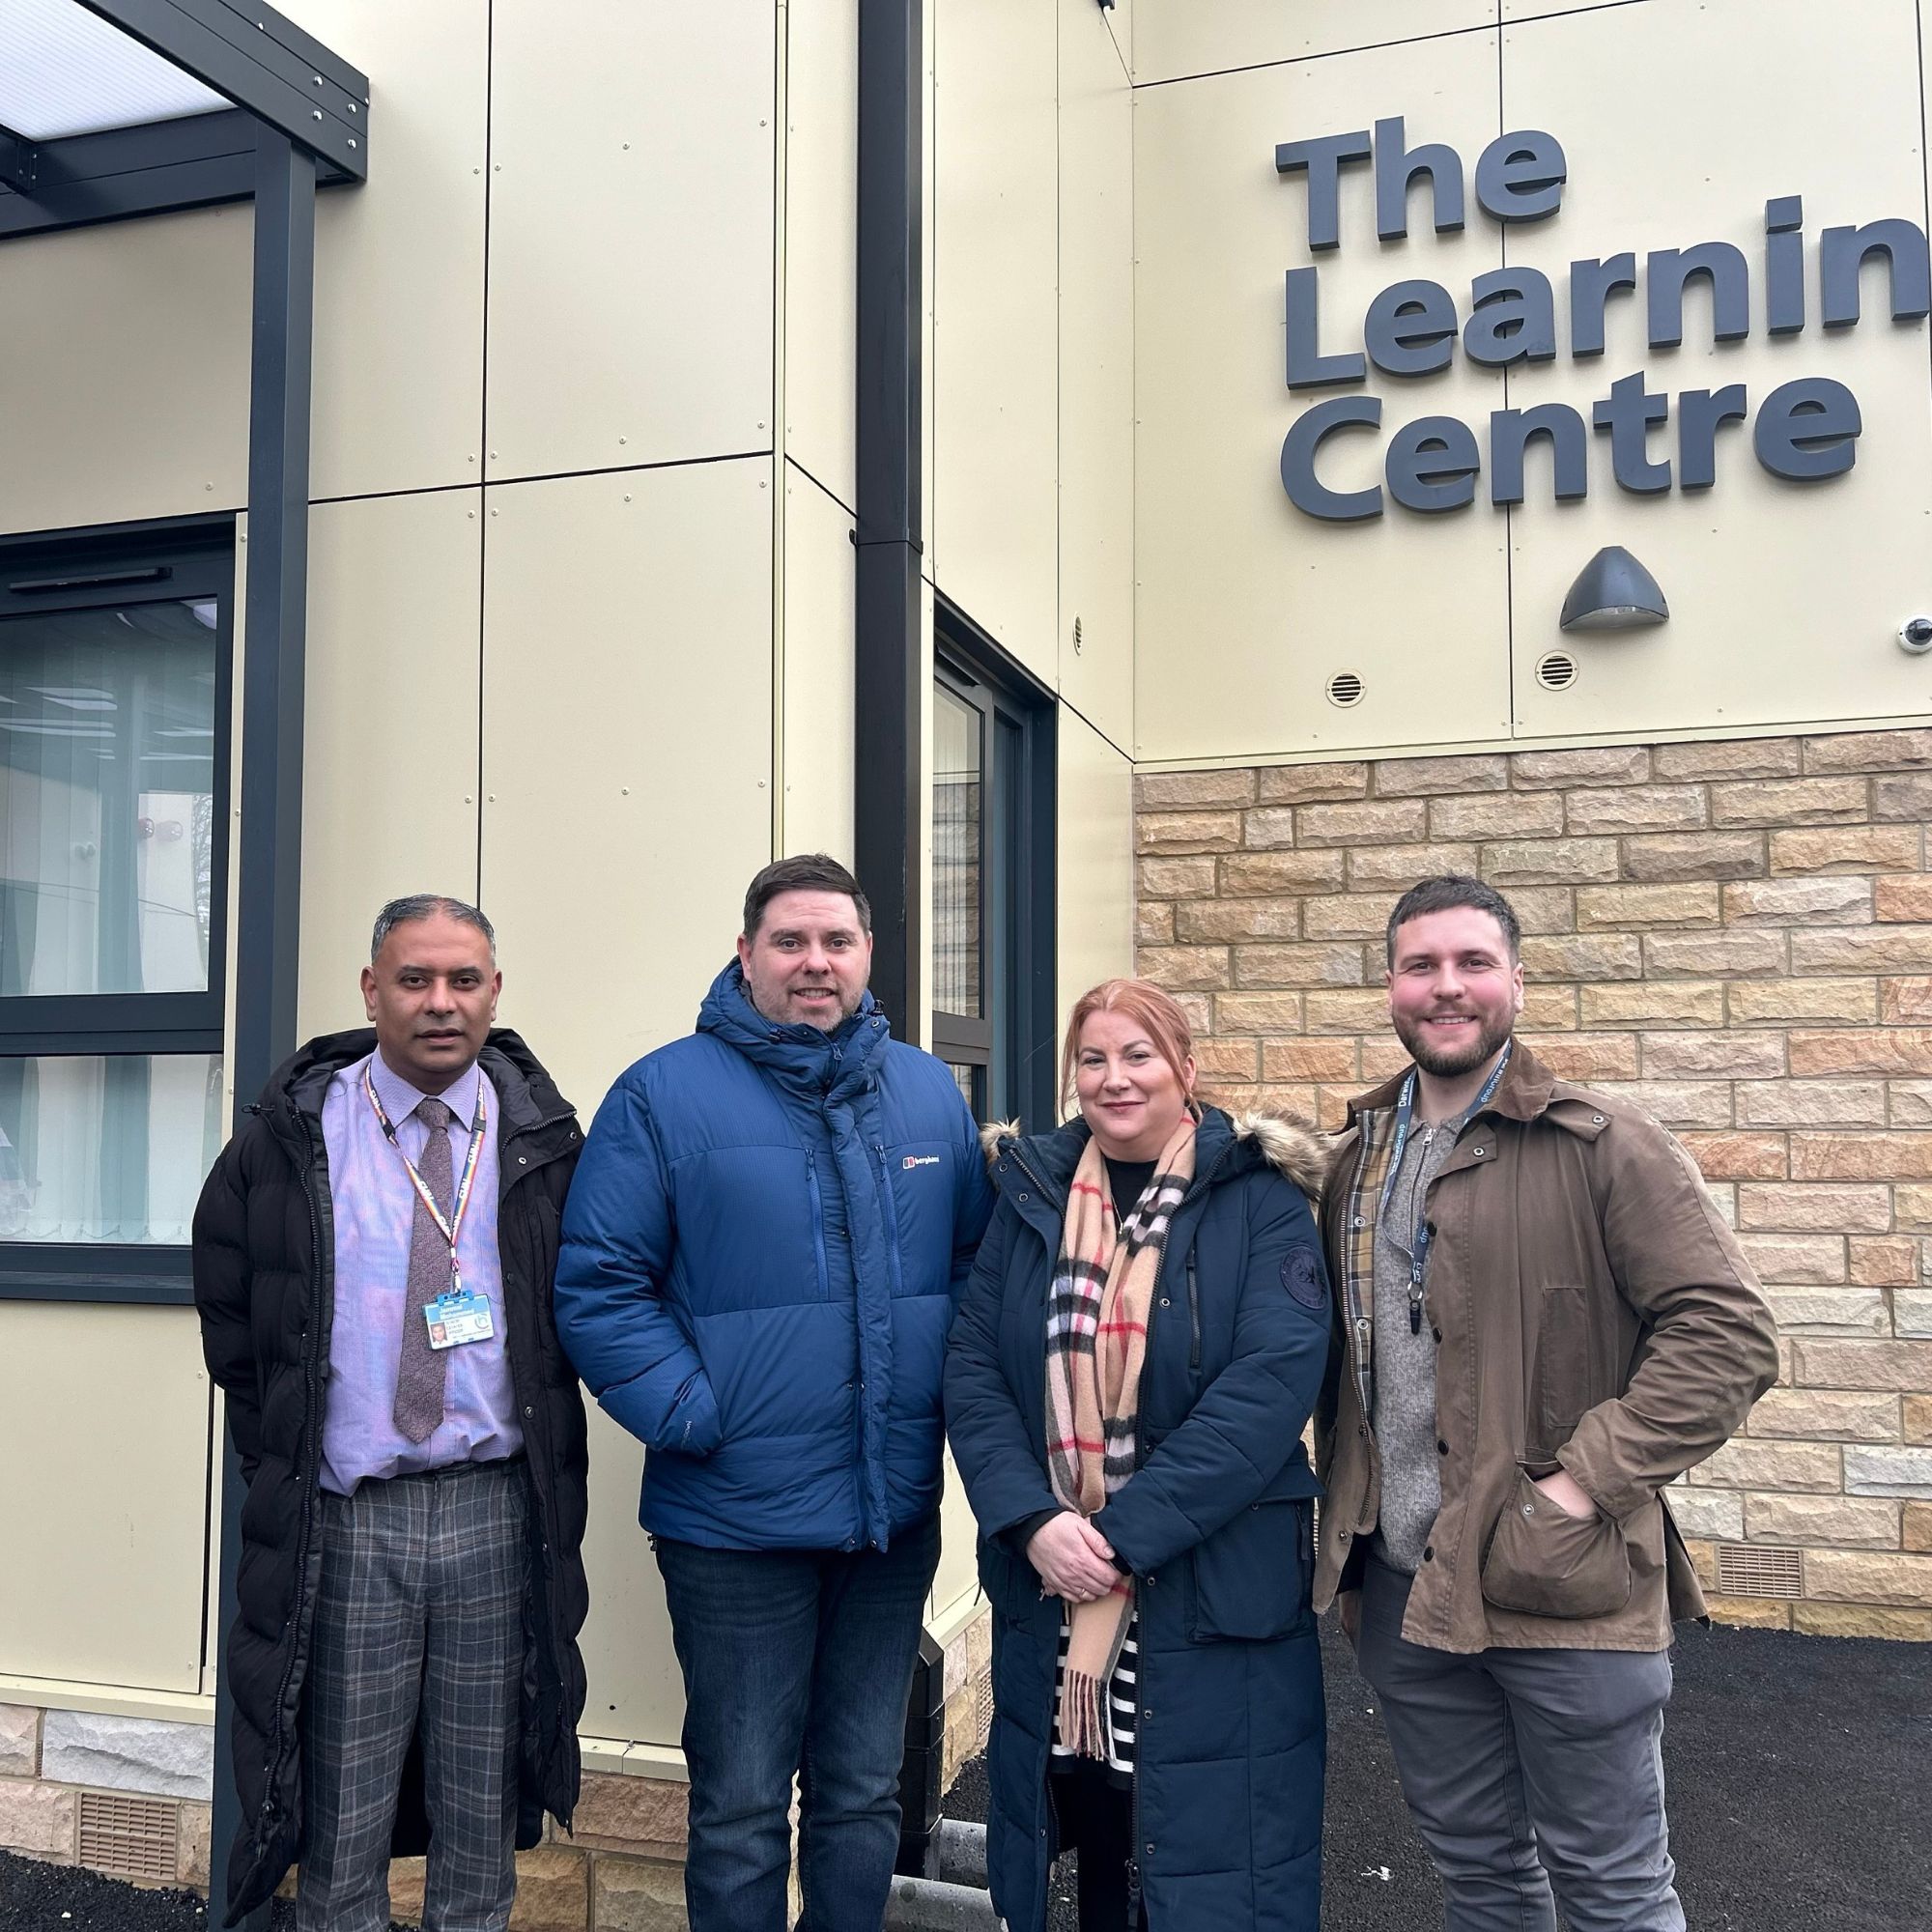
[{"left": 393, "top": 1097, "right": 455, "bottom": 1444}]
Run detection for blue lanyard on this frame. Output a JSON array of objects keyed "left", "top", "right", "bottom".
[{"left": 1377, "top": 1044, "right": 1512, "bottom": 1333}]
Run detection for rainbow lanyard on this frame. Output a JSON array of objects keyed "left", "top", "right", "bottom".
[{"left": 361, "top": 1062, "right": 488, "bottom": 1295}]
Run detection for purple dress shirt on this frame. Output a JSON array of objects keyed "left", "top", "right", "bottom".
[{"left": 318, "top": 1048, "right": 523, "bottom": 1494}]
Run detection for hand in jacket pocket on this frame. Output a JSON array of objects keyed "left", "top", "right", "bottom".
[{"left": 1481, "top": 1469, "right": 1632, "bottom": 1620}]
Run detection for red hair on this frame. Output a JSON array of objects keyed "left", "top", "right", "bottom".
[{"left": 1059, "top": 978, "right": 1197, "bottom": 1116}]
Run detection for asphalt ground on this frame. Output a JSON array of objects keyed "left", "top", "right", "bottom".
[
  {"left": 946, "top": 1614, "right": 1932, "bottom": 1932},
  {"left": 4, "top": 1615, "right": 1927, "bottom": 1931}
]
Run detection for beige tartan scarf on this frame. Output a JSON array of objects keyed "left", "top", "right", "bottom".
[{"left": 1043, "top": 1115, "right": 1197, "bottom": 1758}]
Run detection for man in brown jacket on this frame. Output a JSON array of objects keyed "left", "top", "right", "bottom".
[{"left": 1316, "top": 874, "right": 1778, "bottom": 1932}]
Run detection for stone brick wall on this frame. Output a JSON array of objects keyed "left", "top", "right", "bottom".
[
  {"left": 0, "top": 1605, "right": 996, "bottom": 1925},
  {"left": 1135, "top": 727, "right": 1932, "bottom": 1637}
]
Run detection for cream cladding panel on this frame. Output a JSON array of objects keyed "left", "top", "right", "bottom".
[
  {"left": 1134, "top": 34, "right": 1512, "bottom": 763},
  {"left": 295, "top": 492, "right": 482, "bottom": 1041},
  {"left": 781, "top": 463, "right": 858, "bottom": 862},
  {"left": 1057, "top": 706, "right": 1133, "bottom": 1053},
  {"left": 486, "top": 1, "right": 777, "bottom": 481},
  {"left": 478, "top": 460, "right": 774, "bottom": 1125},
  {"left": 1057, "top": 0, "right": 1134, "bottom": 754},
  {"left": 932, "top": 0, "right": 1059, "bottom": 685},
  {"left": 784, "top": 0, "right": 860, "bottom": 514},
  {"left": 1133, "top": 0, "right": 1497, "bottom": 86},
  {"left": 0, "top": 207, "right": 249, "bottom": 536},
  {"left": 1502, "top": 0, "right": 1932, "bottom": 739},
  {"left": 0, "top": 1306, "right": 209, "bottom": 1693},
  {"left": 289, "top": 0, "right": 489, "bottom": 500},
  {"left": 573, "top": 1410, "right": 686, "bottom": 1748}
]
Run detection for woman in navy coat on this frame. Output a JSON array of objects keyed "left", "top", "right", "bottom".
[{"left": 945, "top": 980, "right": 1332, "bottom": 1932}]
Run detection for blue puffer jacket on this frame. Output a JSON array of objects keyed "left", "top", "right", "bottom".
[
  {"left": 945, "top": 1105, "right": 1332, "bottom": 1932},
  {"left": 555, "top": 961, "right": 994, "bottom": 1552}
]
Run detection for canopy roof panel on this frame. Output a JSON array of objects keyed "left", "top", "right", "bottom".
[{"left": 0, "top": 0, "right": 228, "bottom": 139}]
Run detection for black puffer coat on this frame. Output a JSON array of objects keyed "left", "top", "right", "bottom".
[{"left": 192, "top": 1028, "right": 590, "bottom": 1924}]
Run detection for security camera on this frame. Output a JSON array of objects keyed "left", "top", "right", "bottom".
[{"left": 1901, "top": 617, "right": 1932, "bottom": 656}]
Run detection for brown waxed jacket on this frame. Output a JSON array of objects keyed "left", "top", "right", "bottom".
[{"left": 1314, "top": 1041, "right": 1779, "bottom": 1653}]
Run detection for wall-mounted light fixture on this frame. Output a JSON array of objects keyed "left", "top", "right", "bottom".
[{"left": 1560, "top": 547, "right": 1668, "bottom": 632}]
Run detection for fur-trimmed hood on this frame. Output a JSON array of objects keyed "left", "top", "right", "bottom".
[{"left": 980, "top": 1103, "right": 1330, "bottom": 1206}]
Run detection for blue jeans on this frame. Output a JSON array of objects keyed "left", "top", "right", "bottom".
[{"left": 655, "top": 1513, "right": 942, "bottom": 1932}]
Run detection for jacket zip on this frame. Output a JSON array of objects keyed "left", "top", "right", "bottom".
[
  {"left": 870, "top": 1142, "right": 909, "bottom": 1299},
  {"left": 1186, "top": 1250, "right": 1201, "bottom": 1375},
  {"left": 259, "top": 1109, "right": 329, "bottom": 1848},
  {"left": 805, "top": 1155, "right": 831, "bottom": 1300},
  {"left": 1120, "top": 1135, "right": 1236, "bottom": 1930},
  {"left": 501, "top": 1122, "right": 581, "bottom": 1798}
]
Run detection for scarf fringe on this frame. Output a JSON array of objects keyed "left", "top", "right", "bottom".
[{"left": 1057, "top": 1666, "right": 1112, "bottom": 1761}]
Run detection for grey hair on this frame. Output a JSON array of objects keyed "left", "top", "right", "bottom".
[{"left": 370, "top": 894, "right": 497, "bottom": 964}]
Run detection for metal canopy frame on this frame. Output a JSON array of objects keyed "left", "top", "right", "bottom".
[
  {"left": 0, "top": 0, "right": 366, "bottom": 238},
  {"left": 0, "top": 7, "right": 367, "bottom": 1924}
]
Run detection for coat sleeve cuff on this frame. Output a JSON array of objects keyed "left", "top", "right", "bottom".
[{"left": 1555, "top": 1421, "right": 1650, "bottom": 1523}]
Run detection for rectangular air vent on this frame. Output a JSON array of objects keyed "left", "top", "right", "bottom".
[
  {"left": 77, "top": 1791, "right": 178, "bottom": 1885},
  {"left": 1716, "top": 1543, "right": 1804, "bottom": 1601}
]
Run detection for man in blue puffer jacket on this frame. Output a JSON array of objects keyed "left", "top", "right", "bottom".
[{"left": 555, "top": 854, "right": 993, "bottom": 1932}]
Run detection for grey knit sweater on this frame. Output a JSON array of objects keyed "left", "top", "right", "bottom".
[{"left": 1369, "top": 1112, "right": 1467, "bottom": 1574}]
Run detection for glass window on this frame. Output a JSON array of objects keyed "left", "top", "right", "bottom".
[
  {"left": 0, "top": 1053, "right": 224, "bottom": 1245},
  {"left": 945, "top": 1061, "right": 980, "bottom": 1114},
  {"left": 930, "top": 627, "right": 1055, "bottom": 1133},
  {"left": 0, "top": 598, "right": 219, "bottom": 998},
  {"left": 0, "top": 539, "right": 232, "bottom": 1299},
  {"left": 932, "top": 684, "right": 982, "bottom": 1019}
]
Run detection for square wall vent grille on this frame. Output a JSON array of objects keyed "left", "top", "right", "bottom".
[
  {"left": 77, "top": 1791, "right": 178, "bottom": 1884},
  {"left": 1716, "top": 1544, "right": 1804, "bottom": 1601}
]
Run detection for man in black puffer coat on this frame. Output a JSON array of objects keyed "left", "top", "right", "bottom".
[{"left": 193, "top": 895, "right": 589, "bottom": 1929}]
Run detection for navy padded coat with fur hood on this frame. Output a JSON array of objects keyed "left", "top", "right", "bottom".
[{"left": 945, "top": 1104, "right": 1332, "bottom": 1932}]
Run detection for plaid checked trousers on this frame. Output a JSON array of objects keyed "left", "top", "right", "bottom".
[{"left": 297, "top": 1459, "right": 526, "bottom": 1932}]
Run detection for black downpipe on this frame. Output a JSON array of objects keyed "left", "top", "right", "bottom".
[
  {"left": 854, "top": 0, "right": 923, "bottom": 1037},
  {"left": 855, "top": 3, "right": 943, "bottom": 1880},
  {"left": 212, "top": 128, "right": 317, "bottom": 1932}
]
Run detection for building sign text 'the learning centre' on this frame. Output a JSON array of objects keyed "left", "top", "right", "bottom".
[{"left": 1275, "top": 120, "right": 1931, "bottom": 521}]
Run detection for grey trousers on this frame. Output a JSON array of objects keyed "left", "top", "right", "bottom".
[
  {"left": 1358, "top": 1558, "right": 1686, "bottom": 1932},
  {"left": 297, "top": 1460, "right": 526, "bottom": 1932}
]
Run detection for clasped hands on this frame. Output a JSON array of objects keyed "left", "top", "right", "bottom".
[{"left": 1026, "top": 1510, "right": 1122, "bottom": 1604}]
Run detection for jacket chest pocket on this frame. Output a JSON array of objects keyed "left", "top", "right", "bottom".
[
  {"left": 1527, "top": 1281, "right": 1597, "bottom": 1461},
  {"left": 1187, "top": 1497, "right": 1312, "bottom": 1643}
]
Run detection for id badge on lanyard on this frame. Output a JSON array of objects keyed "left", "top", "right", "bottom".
[{"left": 363, "top": 1065, "right": 493, "bottom": 1347}]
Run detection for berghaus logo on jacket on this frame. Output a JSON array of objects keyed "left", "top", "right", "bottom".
[{"left": 903, "top": 1153, "right": 941, "bottom": 1170}]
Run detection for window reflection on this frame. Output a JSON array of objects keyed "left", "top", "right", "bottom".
[
  {"left": 933, "top": 684, "right": 981, "bottom": 1019},
  {"left": 0, "top": 1054, "right": 224, "bottom": 1244},
  {"left": 0, "top": 599, "right": 217, "bottom": 998}
]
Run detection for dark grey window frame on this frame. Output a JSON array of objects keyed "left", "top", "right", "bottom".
[
  {"left": 0, "top": 526, "right": 236, "bottom": 1306},
  {"left": 931, "top": 601, "right": 1058, "bottom": 1133}
]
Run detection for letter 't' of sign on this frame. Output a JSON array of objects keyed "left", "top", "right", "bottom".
[
  {"left": 1275, "top": 130, "right": 1374, "bottom": 252},
  {"left": 1281, "top": 397, "right": 1384, "bottom": 521}
]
